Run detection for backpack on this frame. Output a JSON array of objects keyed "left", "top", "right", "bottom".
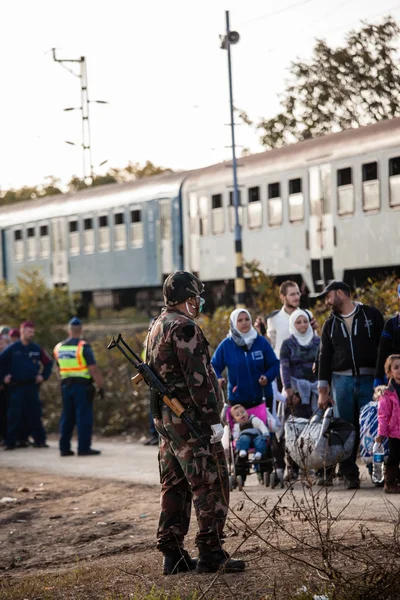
[{"left": 359, "top": 401, "right": 389, "bottom": 464}]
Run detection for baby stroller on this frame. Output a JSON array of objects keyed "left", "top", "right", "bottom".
[{"left": 224, "top": 403, "right": 283, "bottom": 491}]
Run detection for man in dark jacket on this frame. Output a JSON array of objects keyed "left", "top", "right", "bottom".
[
  {"left": 0, "top": 321, "right": 53, "bottom": 450},
  {"left": 317, "top": 281, "right": 384, "bottom": 489},
  {"left": 374, "top": 283, "right": 400, "bottom": 386}
]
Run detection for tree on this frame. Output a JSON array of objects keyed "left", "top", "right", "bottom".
[{"left": 257, "top": 17, "right": 400, "bottom": 149}]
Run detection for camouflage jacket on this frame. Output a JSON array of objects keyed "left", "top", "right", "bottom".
[{"left": 146, "top": 307, "right": 221, "bottom": 426}]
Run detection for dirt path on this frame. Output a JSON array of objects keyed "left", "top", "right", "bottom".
[{"left": 1, "top": 456, "right": 400, "bottom": 600}]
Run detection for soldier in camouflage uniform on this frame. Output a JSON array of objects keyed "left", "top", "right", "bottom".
[{"left": 147, "top": 271, "right": 245, "bottom": 575}]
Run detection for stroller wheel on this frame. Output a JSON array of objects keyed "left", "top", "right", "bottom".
[
  {"left": 229, "top": 475, "right": 236, "bottom": 492},
  {"left": 270, "top": 472, "right": 277, "bottom": 489},
  {"left": 236, "top": 475, "right": 244, "bottom": 491},
  {"left": 263, "top": 471, "right": 270, "bottom": 487}
]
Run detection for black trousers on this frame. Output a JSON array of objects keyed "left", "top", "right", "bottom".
[{"left": 387, "top": 438, "right": 400, "bottom": 468}]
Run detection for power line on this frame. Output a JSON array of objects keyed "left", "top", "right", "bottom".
[
  {"left": 239, "top": 0, "right": 316, "bottom": 27},
  {"left": 310, "top": 0, "right": 354, "bottom": 26},
  {"left": 316, "top": 3, "right": 400, "bottom": 36}
]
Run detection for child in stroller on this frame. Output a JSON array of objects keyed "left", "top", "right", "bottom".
[{"left": 225, "top": 402, "right": 281, "bottom": 490}]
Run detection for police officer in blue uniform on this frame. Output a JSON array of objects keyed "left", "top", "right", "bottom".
[
  {"left": 0, "top": 321, "right": 53, "bottom": 450},
  {"left": 54, "top": 318, "right": 104, "bottom": 456}
]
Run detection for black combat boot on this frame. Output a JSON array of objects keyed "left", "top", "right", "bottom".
[
  {"left": 196, "top": 547, "right": 245, "bottom": 574},
  {"left": 163, "top": 549, "right": 197, "bottom": 575}
]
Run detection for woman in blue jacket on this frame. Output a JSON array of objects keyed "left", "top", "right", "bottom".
[{"left": 211, "top": 309, "right": 279, "bottom": 409}]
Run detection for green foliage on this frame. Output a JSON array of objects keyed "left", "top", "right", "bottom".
[
  {"left": 0, "top": 162, "right": 173, "bottom": 206},
  {"left": 0, "top": 269, "right": 72, "bottom": 349},
  {"left": 355, "top": 274, "right": 399, "bottom": 319},
  {"left": 257, "top": 17, "right": 400, "bottom": 148},
  {"left": 245, "top": 260, "right": 280, "bottom": 316}
]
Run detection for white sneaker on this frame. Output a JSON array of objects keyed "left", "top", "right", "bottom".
[
  {"left": 253, "top": 452, "right": 262, "bottom": 461},
  {"left": 239, "top": 450, "right": 247, "bottom": 458}
]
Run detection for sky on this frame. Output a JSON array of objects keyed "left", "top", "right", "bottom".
[{"left": 1, "top": 0, "right": 400, "bottom": 190}]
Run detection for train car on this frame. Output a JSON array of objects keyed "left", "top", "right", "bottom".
[
  {"left": 0, "top": 172, "right": 186, "bottom": 311},
  {"left": 181, "top": 117, "right": 400, "bottom": 296}
]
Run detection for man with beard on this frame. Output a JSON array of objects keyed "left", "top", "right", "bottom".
[{"left": 317, "top": 281, "right": 384, "bottom": 489}]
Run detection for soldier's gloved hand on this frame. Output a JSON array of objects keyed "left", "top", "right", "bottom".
[{"left": 210, "top": 423, "right": 224, "bottom": 444}]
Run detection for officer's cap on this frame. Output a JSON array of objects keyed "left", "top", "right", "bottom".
[
  {"left": 20, "top": 321, "right": 35, "bottom": 329},
  {"left": 163, "top": 271, "right": 204, "bottom": 306},
  {"left": 9, "top": 329, "right": 20, "bottom": 338},
  {"left": 69, "top": 317, "right": 82, "bottom": 326}
]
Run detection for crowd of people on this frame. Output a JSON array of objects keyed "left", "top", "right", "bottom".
[
  {"left": 212, "top": 279, "right": 400, "bottom": 493},
  {"left": 0, "top": 318, "right": 104, "bottom": 456}
]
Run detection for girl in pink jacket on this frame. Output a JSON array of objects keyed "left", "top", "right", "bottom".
[{"left": 376, "top": 354, "right": 400, "bottom": 493}]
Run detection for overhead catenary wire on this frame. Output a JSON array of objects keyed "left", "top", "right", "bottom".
[{"left": 239, "top": 0, "right": 317, "bottom": 27}]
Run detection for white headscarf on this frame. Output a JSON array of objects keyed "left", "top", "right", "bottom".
[
  {"left": 289, "top": 309, "right": 314, "bottom": 347},
  {"left": 229, "top": 308, "right": 258, "bottom": 349}
]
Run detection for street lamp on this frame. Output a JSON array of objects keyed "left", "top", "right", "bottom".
[{"left": 220, "top": 11, "right": 244, "bottom": 308}]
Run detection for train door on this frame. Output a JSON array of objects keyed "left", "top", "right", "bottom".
[
  {"left": 158, "top": 198, "right": 173, "bottom": 277},
  {"left": 308, "top": 164, "right": 335, "bottom": 293},
  {"left": 188, "top": 192, "right": 200, "bottom": 274},
  {"left": 51, "top": 218, "right": 68, "bottom": 285}
]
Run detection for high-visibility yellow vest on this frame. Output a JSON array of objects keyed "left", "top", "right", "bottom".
[{"left": 54, "top": 340, "right": 91, "bottom": 380}]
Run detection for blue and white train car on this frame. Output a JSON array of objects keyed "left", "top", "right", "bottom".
[
  {"left": 0, "top": 172, "right": 186, "bottom": 310},
  {"left": 181, "top": 117, "right": 400, "bottom": 295}
]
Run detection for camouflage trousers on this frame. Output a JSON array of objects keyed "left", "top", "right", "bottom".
[{"left": 154, "top": 407, "right": 229, "bottom": 554}]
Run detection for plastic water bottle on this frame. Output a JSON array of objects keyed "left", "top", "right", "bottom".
[{"left": 372, "top": 442, "right": 385, "bottom": 484}]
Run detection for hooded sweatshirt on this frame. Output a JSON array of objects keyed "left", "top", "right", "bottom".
[{"left": 318, "top": 303, "right": 384, "bottom": 386}]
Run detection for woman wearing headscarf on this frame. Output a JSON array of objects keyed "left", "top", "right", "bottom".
[
  {"left": 211, "top": 309, "right": 279, "bottom": 410},
  {"left": 280, "top": 308, "right": 320, "bottom": 416}
]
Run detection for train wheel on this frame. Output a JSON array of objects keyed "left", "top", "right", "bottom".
[
  {"left": 236, "top": 475, "right": 244, "bottom": 491},
  {"left": 263, "top": 472, "right": 270, "bottom": 487}
]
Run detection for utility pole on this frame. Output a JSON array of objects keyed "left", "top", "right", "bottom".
[
  {"left": 220, "top": 11, "right": 244, "bottom": 308},
  {"left": 53, "top": 50, "right": 104, "bottom": 184}
]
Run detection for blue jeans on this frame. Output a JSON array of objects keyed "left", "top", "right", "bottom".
[
  {"left": 236, "top": 433, "right": 267, "bottom": 455},
  {"left": 331, "top": 373, "right": 374, "bottom": 480},
  {"left": 60, "top": 382, "right": 93, "bottom": 453}
]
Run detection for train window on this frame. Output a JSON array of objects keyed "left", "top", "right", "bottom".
[
  {"left": 98, "top": 215, "right": 110, "bottom": 252},
  {"left": 160, "top": 199, "right": 172, "bottom": 240},
  {"left": 248, "top": 186, "right": 262, "bottom": 229},
  {"left": 130, "top": 209, "right": 143, "bottom": 248},
  {"left": 211, "top": 194, "right": 224, "bottom": 235},
  {"left": 26, "top": 227, "right": 36, "bottom": 260},
  {"left": 229, "top": 190, "right": 242, "bottom": 231},
  {"left": 389, "top": 157, "right": 400, "bottom": 208},
  {"left": 83, "top": 218, "right": 94, "bottom": 255},
  {"left": 337, "top": 167, "right": 354, "bottom": 216},
  {"left": 114, "top": 212, "right": 127, "bottom": 250},
  {"left": 362, "top": 161, "right": 380, "bottom": 212},
  {"left": 268, "top": 182, "right": 280, "bottom": 199},
  {"left": 199, "top": 196, "right": 209, "bottom": 236},
  {"left": 267, "top": 183, "right": 282, "bottom": 226},
  {"left": 14, "top": 229, "right": 24, "bottom": 262},
  {"left": 288, "top": 178, "right": 304, "bottom": 223},
  {"left": 69, "top": 220, "right": 80, "bottom": 256},
  {"left": 39, "top": 225, "right": 50, "bottom": 259}
]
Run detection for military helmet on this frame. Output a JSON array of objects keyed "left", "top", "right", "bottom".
[{"left": 163, "top": 271, "right": 204, "bottom": 306}]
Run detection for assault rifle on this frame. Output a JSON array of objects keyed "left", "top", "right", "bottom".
[{"left": 107, "top": 334, "right": 203, "bottom": 441}]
